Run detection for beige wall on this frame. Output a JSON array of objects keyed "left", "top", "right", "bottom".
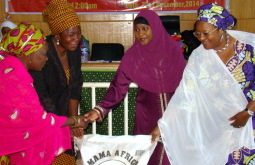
[{"left": 0, "top": 0, "right": 254, "bottom": 50}]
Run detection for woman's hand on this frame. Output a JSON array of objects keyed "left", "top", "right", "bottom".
[
  {"left": 150, "top": 126, "right": 161, "bottom": 142},
  {"left": 66, "top": 116, "right": 88, "bottom": 128},
  {"left": 229, "top": 110, "right": 250, "bottom": 128},
  {"left": 83, "top": 109, "right": 101, "bottom": 123},
  {"left": 70, "top": 116, "right": 88, "bottom": 137},
  {"left": 71, "top": 127, "right": 84, "bottom": 137}
]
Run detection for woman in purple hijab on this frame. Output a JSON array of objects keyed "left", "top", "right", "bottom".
[{"left": 84, "top": 9, "right": 185, "bottom": 165}]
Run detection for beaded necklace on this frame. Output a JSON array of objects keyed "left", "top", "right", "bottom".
[{"left": 216, "top": 34, "right": 230, "bottom": 53}]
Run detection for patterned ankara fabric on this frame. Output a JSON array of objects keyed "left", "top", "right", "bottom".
[
  {"left": 0, "top": 23, "right": 45, "bottom": 57},
  {"left": 0, "top": 55, "right": 71, "bottom": 165},
  {"left": 225, "top": 30, "right": 255, "bottom": 165},
  {"left": 197, "top": 3, "right": 235, "bottom": 30},
  {"left": 226, "top": 40, "right": 255, "bottom": 102},
  {"left": 42, "top": 0, "right": 80, "bottom": 34}
]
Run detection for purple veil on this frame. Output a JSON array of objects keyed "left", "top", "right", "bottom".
[{"left": 119, "top": 9, "right": 186, "bottom": 93}]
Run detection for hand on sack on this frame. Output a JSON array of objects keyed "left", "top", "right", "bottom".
[{"left": 150, "top": 126, "right": 161, "bottom": 142}]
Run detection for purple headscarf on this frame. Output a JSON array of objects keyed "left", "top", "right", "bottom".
[
  {"left": 197, "top": 3, "right": 235, "bottom": 30},
  {"left": 119, "top": 9, "right": 185, "bottom": 93}
]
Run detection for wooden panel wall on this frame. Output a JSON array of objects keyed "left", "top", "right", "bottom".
[
  {"left": 230, "top": 0, "right": 255, "bottom": 33},
  {"left": 0, "top": 0, "right": 254, "bottom": 50}
]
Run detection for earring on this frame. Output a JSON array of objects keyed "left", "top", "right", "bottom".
[
  {"left": 56, "top": 39, "right": 60, "bottom": 45},
  {"left": 220, "top": 33, "right": 224, "bottom": 42}
]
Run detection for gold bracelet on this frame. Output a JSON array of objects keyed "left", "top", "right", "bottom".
[
  {"left": 77, "top": 116, "right": 81, "bottom": 125},
  {"left": 71, "top": 116, "right": 77, "bottom": 127},
  {"left": 71, "top": 116, "right": 81, "bottom": 128}
]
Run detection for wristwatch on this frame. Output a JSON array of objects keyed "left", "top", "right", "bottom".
[{"left": 245, "top": 108, "right": 255, "bottom": 116}]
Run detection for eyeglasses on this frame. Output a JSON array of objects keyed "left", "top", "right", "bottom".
[{"left": 193, "top": 28, "right": 218, "bottom": 38}]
